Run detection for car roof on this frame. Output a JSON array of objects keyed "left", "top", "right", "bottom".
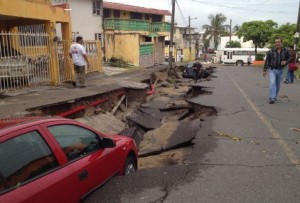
[{"left": 0, "top": 116, "right": 71, "bottom": 136}]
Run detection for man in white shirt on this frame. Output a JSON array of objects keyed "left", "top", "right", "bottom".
[{"left": 69, "top": 36, "right": 89, "bottom": 87}]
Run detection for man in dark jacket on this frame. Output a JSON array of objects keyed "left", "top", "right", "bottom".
[
  {"left": 192, "top": 61, "right": 203, "bottom": 83},
  {"left": 263, "top": 38, "right": 290, "bottom": 104}
]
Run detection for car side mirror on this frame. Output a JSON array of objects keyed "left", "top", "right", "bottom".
[{"left": 102, "top": 138, "right": 116, "bottom": 148}]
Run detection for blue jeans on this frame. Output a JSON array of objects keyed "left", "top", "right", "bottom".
[
  {"left": 286, "top": 69, "right": 295, "bottom": 83},
  {"left": 269, "top": 68, "right": 283, "bottom": 101}
]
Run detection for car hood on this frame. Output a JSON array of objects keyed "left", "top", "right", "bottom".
[{"left": 104, "top": 134, "right": 132, "bottom": 142}]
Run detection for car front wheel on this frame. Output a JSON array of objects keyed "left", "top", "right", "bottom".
[{"left": 123, "top": 156, "right": 137, "bottom": 175}]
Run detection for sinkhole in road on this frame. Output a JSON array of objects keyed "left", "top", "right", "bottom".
[{"left": 27, "top": 76, "right": 217, "bottom": 170}]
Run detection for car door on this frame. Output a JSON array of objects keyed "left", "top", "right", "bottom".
[
  {"left": 0, "top": 126, "right": 80, "bottom": 203},
  {"left": 43, "top": 122, "right": 120, "bottom": 199}
]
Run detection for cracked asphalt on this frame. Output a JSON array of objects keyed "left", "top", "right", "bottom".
[{"left": 85, "top": 65, "right": 300, "bottom": 203}]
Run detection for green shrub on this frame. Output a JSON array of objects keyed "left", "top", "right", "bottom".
[
  {"left": 109, "top": 57, "right": 130, "bottom": 67},
  {"left": 255, "top": 53, "right": 265, "bottom": 61}
]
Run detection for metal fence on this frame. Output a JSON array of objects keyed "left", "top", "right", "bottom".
[
  {"left": 0, "top": 30, "right": 102, "bottom": 92},
  {"left": 0, "top": 31, "right": 51, "bottom": 92},
  {"left": 57, "top": 40, "right": 102, "bottom": 83}
]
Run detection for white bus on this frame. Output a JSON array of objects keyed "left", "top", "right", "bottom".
[{"left": 221, "top": 48, "right": 269, "bottom": 66}]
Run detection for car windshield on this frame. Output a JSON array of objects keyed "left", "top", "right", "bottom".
[{"left": 187, "top": 63, "right": 194, "bottom": 68}]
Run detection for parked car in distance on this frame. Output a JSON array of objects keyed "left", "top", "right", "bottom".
[
  {"left": 0, "top": 46, "right": 33, "bottom": 85},
  {"left": 183, "top": 62, "right": 195, "bottom": 78},
  {"left": 0, "top": 117, "right": 138, "bottom": 203},
  {"left": 206, "top": 48, "right": 215, "bottom": 53},
  {"left": 0, "top": 60, "right": 33, "bottom": 85}
]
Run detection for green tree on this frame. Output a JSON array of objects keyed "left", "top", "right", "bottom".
[
  {"left": 225, "top": 40, "right": 241, "bottom": 48},
  {"left": 233, "top": 24, "right": 240, "bottom": 32},
  {"left": 203, "top": 39, "right": 210, "bottom": 52},
  {"left": 202, "top": 13, "right": 229, "bottom": 50},
  {"left": 268, "top": 23, "right": 297, "bottom": 48},
  {"left": 237, "top": 20, "right": 277, "bottom": 56}
]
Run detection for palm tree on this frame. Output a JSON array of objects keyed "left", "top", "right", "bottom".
[
  {"left": 233, "top": 24, "right": 240, "bottom": 33},
  {"left": 202, "top": 13, "right": 229, "bottom": 50}
]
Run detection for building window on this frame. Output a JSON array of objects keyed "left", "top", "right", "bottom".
[
  {"left": 144, "top": 14, "right": 150, "bottom": 20},
  {"left": 93, "top": 0, "right": 102, "bottom": 16},
  {"left": 152, "top": 15, "right": 162, "bottom": 22},
  {"left": 130, "top": 12, "right": 143, "bottom": 20},
  {"left": 103, "top": 9, "right": 111, "bottom": 18},
  {"left": 145, "top": 36, "right": 152, "bottom": 42},
  {"left": 95, "top": 33, "right": 102, "bottom": 41},
  {"left": 113, "top": 10, "right": 120, "bottom": 18}
]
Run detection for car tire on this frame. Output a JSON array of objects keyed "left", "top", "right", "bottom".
[
  {"left": 236, "top": 60, "right": 243, "bottom": 66},
  {"left": 123, "top": 155, "right": 137, "bottom": 175}
]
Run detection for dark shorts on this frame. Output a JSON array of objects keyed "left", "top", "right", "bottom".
[{"left": 74, "top": 65, "right": 85, "bottom": 74}]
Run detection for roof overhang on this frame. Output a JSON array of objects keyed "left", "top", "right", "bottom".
[{"left": 103, "top": 1, "right": 171, "bottom": 16}]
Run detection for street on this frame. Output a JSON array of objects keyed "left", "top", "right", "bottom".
[{"left": 85, "top": 65, "right": 300, "bottom": 203}]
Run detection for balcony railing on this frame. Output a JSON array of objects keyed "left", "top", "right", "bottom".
[
  {"left": 104, "top": 18, "right": 171, "bottom": 33},
  {"left": 104, "top": 19, "right": 150, "bottom": 32},
  {"left": 151, "top": 22, "right": 171, "bottom": 32}
]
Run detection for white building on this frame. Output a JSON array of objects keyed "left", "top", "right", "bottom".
[
  {"left": 52, "top": 0, "right": 104, "bottom": 41},
  {"left": 220, "top": 35, "right": 254, "bottom": 50}
]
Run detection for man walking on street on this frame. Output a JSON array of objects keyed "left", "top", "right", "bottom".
[
  {"left": 192, "top": 60, "right": 203, "bottom": 83},
  {"left": 69, "top": 36, "right": 89, "bottom": 87},
  {"left": 263, "top": 38, "right": 290, "bottom": 104}
]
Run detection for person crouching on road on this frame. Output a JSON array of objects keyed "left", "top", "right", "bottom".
[
  {"left": 263, "top": 38, "right": 290, "bottom": 104},
  {"left": 192, "top": 61, "right": 203, "bottom": 83},
  {"left": 69, "top": 36, "right": 89, "bottom": 88}
]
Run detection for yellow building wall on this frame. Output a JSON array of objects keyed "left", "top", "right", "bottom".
[
  {"left": 0, "top": 0, "right": 70, "bottom": 23},
  {"left": 164, "top": 47, "right": 196, "bottom": 62},
  {"left": 183, "top": 48, "right": 196, "bottom": 61},
  {"left": 105, "top": 33, "right": 140, "bottom": 66}
]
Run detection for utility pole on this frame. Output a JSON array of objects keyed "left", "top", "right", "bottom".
[
  {"left": 168, "top": 0, "right": 175, "bottom": 75},
  {"left": 229, "top": 19, "right": 232, "bottom": 42},
  {"left": 294, "top": 1, "right": 300, "bottom": 51},
  {"left": 297, "top": 1, "right": 300, "bottom": 32},
  {"left": 189, "top": 16, "right": 191, "bottom": 61}
]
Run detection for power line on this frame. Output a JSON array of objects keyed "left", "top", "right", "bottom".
[
  {"left": 188, "top": 0, "right": 296, "bottom": 13},
  {"left": 175, "top": 0, "right": 189, "bottom": 26}
]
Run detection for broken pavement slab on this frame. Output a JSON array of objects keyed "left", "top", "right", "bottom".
[
  {"left": 127, "top": 107, "right": 162, "bottom": 130},
  {"left": 138, "top": 120, "right": 198, "bottom": 156},
  {"left": 186, "top": 98, "right": 217, "bottom": 116},
  {"left": 76, "top": 112, "right": 125, "bottom": 135},
  {"left": 118, "top": 81, "right": 149, "bottom": 89},
  {"left": 141, "top": 96, "right": 171, "bottom": 109},
  {"left": 119, "top": 126, "right": 145, "bottom": 147}
]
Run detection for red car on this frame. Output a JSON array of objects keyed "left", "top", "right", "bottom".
[{"left": 0, "top": 117, "right": 138, "bottom": 203}]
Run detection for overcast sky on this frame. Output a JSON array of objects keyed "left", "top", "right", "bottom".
[{"left": 105, "top": 0, "right": 298, "bottom": 31}]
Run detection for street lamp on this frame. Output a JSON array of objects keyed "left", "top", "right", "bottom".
[{"left": 294, "top": 32, "right": 299, "bottom": 51}]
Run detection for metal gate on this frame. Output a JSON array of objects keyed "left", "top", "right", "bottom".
[
  {"left": 0, "top": 30, "right": 51, "bottom": 92},
  {"left": 0, "top": 31, "right": 102, "bottom": 92},
  {"left": 57, "top": 40, "right": 102, "bottom": 84}
]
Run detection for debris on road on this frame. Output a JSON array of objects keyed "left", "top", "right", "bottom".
[
  {"left": 215, "top": 131, "right": 241, "bottom": 141},
  {"left": 292, "top": 128, "right": 300, "bottom": 133},
  {"left": 26, "top": 66, "right": 217, "bottom": 169},
  {"left": 76, "top": 112, "right": 125, "bottom": 135},
  {"left": 118, "top": 81, "right": 149, "bottom": 89}
]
